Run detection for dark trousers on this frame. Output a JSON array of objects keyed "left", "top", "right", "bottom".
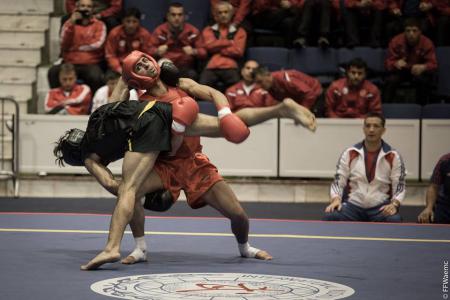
[
  {"left": 436, "top": 15, "right": 450, "bottom": 46},
  {"left": 251, "top": 9, "right": 298, "bottom": 46},
  {"left": 383, "top": 70, "right": 436, "bottom": 105},
  {"left": 323, "top": 201, "right": 402, "bottom": 222},
  {"left": 199, "top": 68, "right": 240, "bottom": 92},
  {"left": 434, "top": 201, "right": 450, "bottom": 224},
  {"left": 344, "top": 9, "right": 383, "bottom": 47},
  {"left": 48, "top": 63, "right": 105, "bottom": 93},
  {"left": 297, "top": 0, "right": 331, "bottom": 39}
]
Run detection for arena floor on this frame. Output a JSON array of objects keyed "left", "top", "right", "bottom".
[{"left": 0, "top": 197, "right": 448, "bottom": 300}]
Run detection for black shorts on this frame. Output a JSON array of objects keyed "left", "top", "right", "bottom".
[{"left": 128, "top": 101, "right": 172, "bottom": 153}]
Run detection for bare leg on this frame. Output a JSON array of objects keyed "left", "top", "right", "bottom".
[
  {"left": 201, "top": 181, "right": 272, "bottom": 260},
  {"left": 236, "top": 98, "right": 316, "bottom": 131},
  {"left": 121, "top": 170, "right": 165, "bottom": 264},
  {"left": 185, "top": 98, "right": 316, "bottom": 138},
  {"left": 81, "top": 151, "right": 159, "bottom": 270}
]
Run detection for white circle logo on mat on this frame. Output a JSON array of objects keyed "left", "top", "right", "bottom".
[{"left": 91, "top": 273, "right": 355, "bottom": 300}]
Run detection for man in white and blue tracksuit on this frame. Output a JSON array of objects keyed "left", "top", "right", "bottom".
[{"left": 323, "top": 112, "right": 406, "bottom": 222}]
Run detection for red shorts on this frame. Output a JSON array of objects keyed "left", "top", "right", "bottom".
[{"left": 154, "top": 152, "right": 223, "bottom": 209}]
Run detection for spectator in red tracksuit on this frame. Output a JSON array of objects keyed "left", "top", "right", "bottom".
[
  {"left": 105, "top": 7, "right": 152, "bottom": 73},
  {"left": 433, "top": 0, "right": 450, "bottom": 46},
  {"left": 45, "top": 63, "right": 92, "bottom": 115},
  {"left": 48, "top": 0, "right": 106, "bottom": 93},
  {"left": 199, "top": 1, "right": 247, "bottom": 91},
  {"left": 384, "top": 18, "right": 438, "bottom": 104},
  {"left": 150, "top": 3, "right": 207, "bottom": 81},
  {"left": 250, "top": 0, "right": 301, "bottom": 47},
  {"left": 385, "top": 0, "right": 435, "bottom": 42},
  {"left": 343, "top": 0, "right": 385, "bottom": 48},
  {"left": 253, "top": 67, "right": 322, "bottom": 111},
  {"left": 326, "top": 58, "right": 382, "bottom": 118},
  {"left": 65, "top": 0, "right": 122, "bottom": 30},
  {"left": 226, "top": 60, "right": 278, "bottom": 111}
]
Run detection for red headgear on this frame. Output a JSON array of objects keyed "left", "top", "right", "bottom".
[{"left": 122, "top": 50, "right": 161, "bottom": 90}]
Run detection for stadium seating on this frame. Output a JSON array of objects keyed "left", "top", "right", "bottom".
[
  {"left": 382, "top": 103, "right": 422, "bottom": 119},
  {"left": 436, "top": 47, "right": 450, "bottom": 97},
  {"left": 422, "top": 103, "right": 450, "bottom": 119},
  {"left": 198, "top": 101, "right": 217, "bottom": 116},
  {"left": 124, "top": 0, "right": 168, "bottom": 31},
  {"left": 180, "top": 0, "right": 211, "bottom": 30},
  {"left": 246, "top": 47, "right": 290, "bottom": 71},
  {"left": 289, "top": 48, "right": 338, "bottom": 85}
]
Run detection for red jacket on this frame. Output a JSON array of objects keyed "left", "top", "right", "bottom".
[
  {"left": 226, "top": 81, "right": 278, "bottom": 111},
  {"left": 326, "top": 78, "right": 382, "bottom": 118},
  {"left": 105, "top": 25, "right": 153, "bottom": 73},
  {"left": 202, "top": 24, "right": 247, "bottom": 69},
  {"left": 385, "top": 33, "right": 438, "bottom": 72},
  {"left": 345, "top": 0, "right": 386, "bottom": 11},
  {"left": 268, "top": 70, "right": 322, "bottom": 109},
  {"left": 433, "top": 0, "right": 450, "bottom": 15},
  {"left": 210, "top": 0, "right": 251, "bottom": 25},
  {"left": 60, "top": 18, "right": 107, "bottom": 65},
  {"left": 251, "top": 0, "right": 305, "bottom": 15},
  {"left": 44, "top": 84, "right": 92, "bottom": 115},
  {"left": 387, "top": 0, "right": 434, "bottom": 22},
  {"left": 150, "top": 22, "right": 207, "bottom": 69},
  {"left": 65, "top": 0, "right": 122, "bottom": 18}
]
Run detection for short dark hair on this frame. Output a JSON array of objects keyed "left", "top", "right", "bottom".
[
  {"left": 347, "top": 57, "right": 368, "bottom": 71},
  {"left": 59, "top": 63, "right": 76, "bottom": 75},
  {"left": 168, "top": 2, "right": 184, "bottom": 9},
  {"left": 404, "top": 18, "right": 421, "bottom": 30},
  {"left": 365, "top": 112, "right": 386, "bottom": 127},
  {"left": 123, "top": 7, "right": 141, "bottom": 20},
  {"left": 252, "top": 66, "right": 271, "bottom": 79}
]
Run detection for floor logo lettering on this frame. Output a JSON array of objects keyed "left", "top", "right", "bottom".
[{"left": 91, "top": 273, "right": 355, "bottom": 299}]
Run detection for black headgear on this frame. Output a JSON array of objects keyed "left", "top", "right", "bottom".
[
  {"left": 54, "top": 128, "right": 86, "bottom": 167},
  {"left": 143, "top": 189, "right": 174, "bottom": 212}
]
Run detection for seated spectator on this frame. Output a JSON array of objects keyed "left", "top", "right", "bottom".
[
  {"left": 293, "top": 0, "right": 332, "bottom": 48},
  {"left": 226, "top": 60, "right": 278, "bottom": 111},
  {"left": 44, "top": 63, "right": 92, "bottom": 115},
  {"left": 342, "top": 0, "right": 385, "bottom": 48},
  {"left": 384, "top": 18, "right": 437, "bottom": 104},
  {"left": 433, "top": 0, "right": 450, "bottom": 46},
  {"left": 65, "top": 0, "right": 122, "bottom": 31},
  {"left": 90, "top": 70, "right": 138, "bottom": 113},
  {"left": 253, "top": 66, "right": 322, "bottom": 112},
  {"left": 385, "top": 0, "right": 434, "bottom": 42},
  {"left": 150, "top": 2, "right": 207, "bottom": 81},
  {"left": 250, "top": 0, "right": 300, "bottom": 47},
  {"left": 418, "top": 153, "right": 450, "bottom": 224},
  {"left": 210, "top": 0, "right": 251, "bottom": 32},
  {"left": 48, "top": 0, "right": 106, "bottom": 93},
  {"left": 105, "top": 7, "right": 152, "bottom": 73},
  {"left": 326, "top": 58, "right": 382, "bottom": 118},
  {"left": 323, "top": 113, "right": 406, "bottom": 222},
  {"left": 199, "top": 1, "right": 246, "bottom": 91}
]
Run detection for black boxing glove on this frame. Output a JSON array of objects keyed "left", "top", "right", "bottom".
[{"left": 159, "top": 60, "right": 181, "bottom": 87}]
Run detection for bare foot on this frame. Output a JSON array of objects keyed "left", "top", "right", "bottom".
[
  {"left": 255, "top": 250, "right": 273, "bottom": 260},
  {"left": 80, "top": 250, "right": 120, "bottom": 270},
  {"left": 121, "top": 248, "right": 147, "bottom": 265},
  {"left": 280, "top": 98, "right": 317, "bottom": 132}
]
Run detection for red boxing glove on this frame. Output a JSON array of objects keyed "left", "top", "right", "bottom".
[
  {"left": 171, "top": 96, "right": 199, "bottom": 135},
  {"left": 218, "top": 106, "right": 250, "bottom": 143}
]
